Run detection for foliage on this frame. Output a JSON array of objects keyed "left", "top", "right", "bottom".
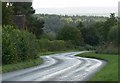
[
  {"left": 94, "top": 14, "right": 118, "bottom": 54},
  {"left": 96, "top": 43, "right": 118, "bottom": 54},
  {"left": 2, "top": 58, "right": 43, "bottom": 73},
  {"left": 2, "top": 25, "right": 39, "bottom": 64},
  {"left": 108, "top": 25, "right": 118, "bottom": 43},
  {"left": 84, "top": 44, "right": 96, "bottom": 50},
  {"left": 2, "top": 2, "right": 44, "bottom": 38},
  {"left": 37, "top": 38, "right": 71, "bottom": 52},
  {"left": 27, "top": 15, "right": 44, "bottom": 38},
  {"left": 11, "top": 2, "right": 44, "bottom": 38},
  {"left": 41, "top": 31, "right": 56, "bottom": 40},
  {"left": 34, "top": 14, "right": 109, "bottom": 47},
  {"left": 57, "top": 26, "right": 84, "bottom": 46},
  {"left": 34, "top": 14, "right": 107, "bottom": 34},
  {"left": 12, "top": 2, "right": 35, "bottom": 15},
  {"left": 2, "top": 2, "right": 13, "bottom": 25},
  {"left": 99, "top": 13, "right": 117, "bottom": 41},
  {"left": 0, "top": 26, "right": 2, "bottom": 65},
  {"left": 80, "top": 26, "right": 100, "bottom": 46}
]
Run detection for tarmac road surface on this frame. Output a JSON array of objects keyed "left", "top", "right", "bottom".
[{"left": 2, "top": 51, "right": 106, "bottom": 81}]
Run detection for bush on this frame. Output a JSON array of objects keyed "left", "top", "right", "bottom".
[
  {"left": 2, "top": 25, "right": 39, "bottom": 64},
  {"left": 37, "top": 38, "right": 50, "bottom": 52},
  {"left": 84, "top": 44, "right": 95, "bottom": 50},
  {"left": 37, "top": 38, "right": 74, "bottom": 52},
  {"left": 48, "top": 40, "right": 67, "bottom": 51},
  {"left": 96, "top": 43, "right": 118, "bottom": 54},
  {"left": 108, "top": 25, "right": 118, "bottom": 44}
]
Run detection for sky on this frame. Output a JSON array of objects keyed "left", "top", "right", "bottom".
[
  {"left": 32, "top": 0, "right": 119, "bottom": 16},
  {"left": 33, "top": 0, "right": 119, "bottom": 8}
]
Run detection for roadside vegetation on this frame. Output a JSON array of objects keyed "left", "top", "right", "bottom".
[
  {"left": 38, "top": 50, "right": 79, "bottom": 56},
  {"left": 2, "top": 58, "right": 43, "bottom": 73},
  {"left": 76, "top": 52, "right": 118, "bottom": 81}
]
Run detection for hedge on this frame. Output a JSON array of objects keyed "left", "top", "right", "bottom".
[{"left": 2, "top": 25, "right": 39, "bottom": 64}]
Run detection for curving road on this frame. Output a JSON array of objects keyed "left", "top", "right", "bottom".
[{"left": 2, "top": 51, "right": 106, "bottom": 81}]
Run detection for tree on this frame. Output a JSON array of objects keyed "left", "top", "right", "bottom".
[
  {"left": 57, "top": 26, "right": 84, "bottom": 45},
  {"left": 11, "top": 2, "right": 35, "bottom": 28},
  {"left": 12, "top": 2, "right": 35, "bottom": 15},
  {"left": 101, "top": 13, "right": 117, "bottom": 41},
  {"left": 108, "top": 25, "right": 118, "bottom": 45},
  {"left": 2, "top": 2, "right": 13, "bottom": 25},
  {"left": 41, "top": 31, "right": 56, "bottom": 40},
  {"left": 77, "top": 21, "right": 83, "bottom": 28},
  {"left": 80, "top": 26, "right": 100, "bottom": 46},
  {"left": 27, "top": 16, "right": 44, "bottom": 38},
  {"left": 11, "top": 2, "right": 44, "bottom": 37}
]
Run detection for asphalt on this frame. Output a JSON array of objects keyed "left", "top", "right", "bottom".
[{"left": 2, "top": 51, "right": 106, "bottom": 81}]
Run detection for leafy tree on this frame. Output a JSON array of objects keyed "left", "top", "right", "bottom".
[
  {"left": 118, "top": 17, "right": 120, "bottom": 45},
  {"left": 2, "top": 2, "right": 13, "bottom": 25},
  {"left": 77, "top": 21, "right": 83, "bottom": 28},
  {"left": 35, "top": 14, "right": 107, "bottom": 36},
  {"left": 12, "top": 2, "right": 44, "bottom": 38},
  {"left": 57, "top": 26, "right": 84, "bottom": 45},
  {"left": 108, "top": 25, "right": 118, "bottom": 44},
  {"left": 41, "top": 31, "right": 56, "bottom": 40},
  {"left": 89, "top": 21, "right": 105, "bottom": 43},
  {"left": 80, "top": 26, "right": 100, "bottom": 46},
  {"left": 12, "top": 2, "right": 35, "bottom": 15},
  {"left": 101, "top": 13, "right": 117, "bottom": 41},
  {"left": 27, "top": 16, "right": 44, "bottom": 38}
]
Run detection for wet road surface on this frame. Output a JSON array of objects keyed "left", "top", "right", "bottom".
[{"left": 2, "top": 51, "right": 106, "bottom": 81}]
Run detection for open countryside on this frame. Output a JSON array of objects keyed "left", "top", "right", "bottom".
[{"left": 1, "top": 0, "right": 119, "bottom": 82}]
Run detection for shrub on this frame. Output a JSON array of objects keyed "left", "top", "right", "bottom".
[
  {"left": 37, "top": 38, "right": 50, "bottom": 52},
  {"left": 96, "top": 43, "right": 118, "bottom": 54},
  {"left": 37, "top": 38, "right": 74, "bottom": 52},
  {"left": 108, "top": 25, "right": 118, "bottom": 44},
  {"left": 84, "top": 44, "right": 95, "bottom": 50},
  {"left": 2, "top": 25, "right": 39, "bottom": 64},
  {"left": 48, "top": 40, "right": 67, "bottom": 51}
]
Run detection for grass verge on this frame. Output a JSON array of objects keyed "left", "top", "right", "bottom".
[
  {"left": 2, "top": 58, "right": 43, "bottom": 73},
  {"left": 76, "top": 52, "right": 118, "bottom": 81},
  {"left": 38, "top": 50, "right": 78, "bottom": 56}
]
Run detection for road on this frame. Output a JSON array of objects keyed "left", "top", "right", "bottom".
[{"left": 2, "top": 51, "right": 106, "bottom": 81}]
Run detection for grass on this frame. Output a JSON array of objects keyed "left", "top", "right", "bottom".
[
  {"left": 38, "top": 51, "right": 60, "bottom": 56},
  {"left": 2, "top": 58, "right": 43, "bottom": 73},
  {"left": 76, "top": 52, "right": 118, "bottom": 81},
  {"left": 38, "top": 50, "right": 78, "bottom": 56}
]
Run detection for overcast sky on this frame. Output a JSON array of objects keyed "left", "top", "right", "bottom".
[
  {"left": 33, "top": 0, "right": 119, "bottom": 8},
  {"left": 32, "top": 0, "right": 119, "bottom": 16}
]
